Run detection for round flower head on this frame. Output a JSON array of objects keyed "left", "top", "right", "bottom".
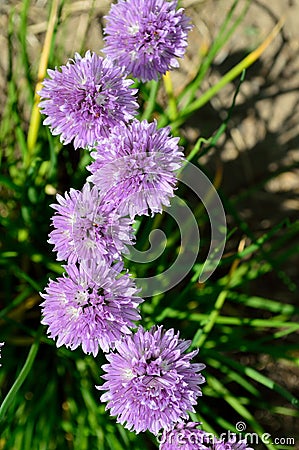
[
  {"left": 40, "top": 262, "right": 143, "bottom": 355},
  {"left": 103, "top": 0, "right": 192, "bottom": 81},
  {"left": 48, "top": 182, "right": 134, "bottom": 265},
  {"left": 87, "top": 120, "right": 184, "bottom": 218},
  {"left": 39, "top": 51, "right": 138, "bottom": 149},
  {"left": 98, "top": 326, "right": 205, "bottom": 434},
  {"left": 159, "top": 422, "right": 254, "bottom": 450}
]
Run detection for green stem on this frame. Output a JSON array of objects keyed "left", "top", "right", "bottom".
[
  {"left": 26, "top": 0, "right": 60, "bottom": 167},
  {"left": 193, "top": 289, "right": 229, "bottom": 348},
  {"left": 178, "top": 0, "right": 249, "bottom": 107},
  {"left": 169, "top": 16, "right": 285, "bottom": 130},
  {"left": 0, "top": 329, "right": 41, "bottom": 422},
  {"left": 140, "top": 80, "right": 160, "bottom": 121},
  {"left": 163, "top": 72, "right": 178, "bottom": 121},
  {"left": 177, "top": 85, "right": 243, "bottom": 172}
]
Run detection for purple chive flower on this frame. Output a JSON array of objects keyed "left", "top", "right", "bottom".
[
  {"left": 39, "top": 51, "right": 138, "bottom": 149},
  {"left": 87, "top": 119, "right": 184, "bottom": 218},
  {"left": 40, "top": 262, "right": 142, "bottom": 355},
  {"left": 159, "top": 422, "right": 254, "bottom": 450},
  {"left": 48, "top": 182, "right": 134, "bottom": 266},
  {"left": 97, "top": 326, "right": 205, "bottom": 435},
  {"left": 103, "top": 0, "right": 192, "bottom": 81}
]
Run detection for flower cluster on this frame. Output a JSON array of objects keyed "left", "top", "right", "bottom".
[
  {"left": 87, "top": 119, "right": 184, "bottom": 217},
  {"left": 39, "top": 51, "right": 138, "bottom": 149},
  {"left": 48, "top": 182, "right": 134, "bottom": 265},
  {"left": 103, "top": 0, "right": 192, "bottom": 81},
  {"left": 39, "top": 0, "right": 187, "bottom": 359},
  {"left": 98, "top": 326, "right": 205, "bottom": 434},
  {"left": 40, "top": 262, "right": 142, "bottom": 355},
  {"left": 38, "top": 1, "right": 239, "bottom": 449}
]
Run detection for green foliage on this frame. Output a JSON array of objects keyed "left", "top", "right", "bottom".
[{"left": 0, "top": 1, "right": 298, "bottom": 449}]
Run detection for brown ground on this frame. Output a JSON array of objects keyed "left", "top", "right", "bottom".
[{"left": 184, "top": 0, "right": 299, "bottom": 218}]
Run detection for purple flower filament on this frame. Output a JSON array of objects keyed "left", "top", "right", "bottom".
[
  {"left": 48, "top": 182, "right": 135, "bottom": 266},
  {"left": 98, "top": 326, "right": 205, "bottom": 434},
  {"left": 103, "top": 0, "right": 192, "bottom": 81},
  {"left": 40, "top": 262, "right": 143, "bottom": 355},
  {"left": 39, "top": 51, "right": 138, "bottom": 149},
  {"left": 88, "top": 119, "right": 184, "bottom": 218}
]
